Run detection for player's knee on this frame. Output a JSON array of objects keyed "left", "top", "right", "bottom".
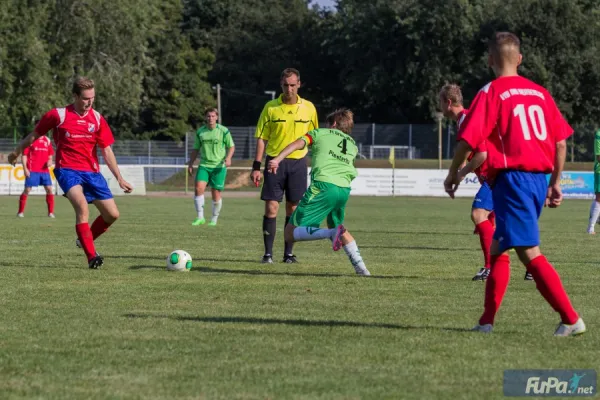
[
  {"left": 595, "top": 192, "right": 600, "bottom": 202},
  {"left": 107, "top": 208, "right": 120, "bottom": 222},
  {"left": 471, "top": 208, "right": 488, "bottom": 224},
  {"left": 44, "top": 187, "right": 53, "bottom": 194},
  {"left": 265, "top": 201, "right": 278, "bottom": 218},
  {"left": 23, "top": 187, "right": 32, "bottom": 195},
  {"left": 285, "top": 201, "right": 298, "bottom": 214}
]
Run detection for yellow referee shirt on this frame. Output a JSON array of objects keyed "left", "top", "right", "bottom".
[{"left": 255, "top": 94, "right": 318, "bottom": 159}]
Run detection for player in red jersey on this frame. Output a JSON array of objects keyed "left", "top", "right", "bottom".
[
  {"left": 8, "top": 77, "right": 133, "bottom": 269},
  {"left": 17, "top": 134, "right": 55, "bottom": 218},
  {"left": 444, "top": 32, "right": 585, "bottom": 336},
  {"left": 439, "top": 84, "right": 496, "bottom": 281}
]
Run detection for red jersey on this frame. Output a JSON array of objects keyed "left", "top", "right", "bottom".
[
  {"left": 458, "top": 76, "right": 573, "bottom": 180},
  {"left": 34, "top": 105, "right": 115, "bottom": 172},
  {"left": 458, "top": 108, "right": 489, "bottom": 181},
  {"left": 23, "top": 136, "right": 54, "bottom": 173}
]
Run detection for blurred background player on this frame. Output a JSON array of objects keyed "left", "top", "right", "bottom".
[
  {"left": 17, "top": 130, "right": 55, "bottom": 218},
  {"left": 187, "top": 108, "right": 235, "bottom": 226},
  {"left": 252, "top": 68, "right": 319, "bottom": 264},
  {"left": 267, "top": 109, "right": 370, "bottom": 276},
  {"left": 439, "top": 84, "right": 497, "bottom": 281},
  {"left": 8, "top": 77, "right": 133, "bottom": 269},
  {"left": 586, "top": 126, "right": 600, "bottom": 234},
  {"left": 445, "top": 32, "right": 584, "bottom": 336}
]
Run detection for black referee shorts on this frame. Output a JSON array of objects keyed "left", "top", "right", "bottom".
[{"left": 261, "top": 156, "right": 308, "bottom": 203}]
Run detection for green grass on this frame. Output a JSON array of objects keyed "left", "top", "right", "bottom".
[{"left": 0, "top": 195, "right": 598, "bottom": 399}]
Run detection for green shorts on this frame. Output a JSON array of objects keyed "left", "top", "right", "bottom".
[
  {"left": 196, "top": 166, "right": 227, "bottom": 191},
  {"left": 290, "top": 181, "right": 351, "bottom": 228},
  {"left": 595, "top": 171, "right": 600, "bottom": 193}
]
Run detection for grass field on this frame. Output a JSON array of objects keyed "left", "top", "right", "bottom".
[{"left": 0, "top": 195, "right": 598, "bottom": 399}]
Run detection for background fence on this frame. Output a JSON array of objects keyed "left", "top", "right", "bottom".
[{"left": 0, "top": 122, "right": 593, "bottom": 164}]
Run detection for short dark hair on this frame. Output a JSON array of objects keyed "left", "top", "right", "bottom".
[
  {"left": 281, "top": 68, "right": 300, "bottom": 81},
  {"left": 72, "top": 76, "right": 94, "bottom": 95},
  {"left": 489, "top": 32, "right": 521, "bottom": 62},
  {"left": 326, "top": 108, "right": 354, "bottom": 134}
]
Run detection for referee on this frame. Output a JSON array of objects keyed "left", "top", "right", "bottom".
[{"left": 251, "top": 68, "right": 318, "bottom": 264}]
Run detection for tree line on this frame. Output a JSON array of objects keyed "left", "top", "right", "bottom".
[{"left": 1, "top": 0, "right": 598, "bottom": 157}]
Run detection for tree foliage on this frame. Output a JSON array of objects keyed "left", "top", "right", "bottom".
[{"left": 0, "top": 0, "right": 599, "bottom": 156}]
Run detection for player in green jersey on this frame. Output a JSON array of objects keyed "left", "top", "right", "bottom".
[
  {"left": 187, "top": 108, "right": 235, "bottom": 226},
  {"left": 587, "top": 128, "right": 600, "bottom": 234},
  {"left": 267, "top": 109, "right": 370, "bottom": 275}
]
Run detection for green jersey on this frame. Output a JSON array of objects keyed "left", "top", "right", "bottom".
[
  {"left": 302, "top": 128, "right": 358, "bottom": 188},
  {"left": 193, "top": 124, "right": 234, "bottom": 168}
]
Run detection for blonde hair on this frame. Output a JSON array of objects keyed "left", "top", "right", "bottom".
[
  {"left": 439, "top": 83, "right": 463, "bottom": 107},
  {"left": 326, "top": 109, "right": 354, "bottom": 134}
]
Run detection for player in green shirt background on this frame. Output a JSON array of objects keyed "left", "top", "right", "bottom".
[
  {"left": 187, "top": 108, "right": 235, "bottom": 226},
  {"left": 267, "top": 109, "right": 370, "bottom": 275},
  {"left": 587, "top": 128, "right": 600, "bottom": 234}
]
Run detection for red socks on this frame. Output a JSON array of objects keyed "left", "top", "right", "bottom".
[
  {"left": 479, "top": 254, "right": 579, "bottom": 326},
  {"left": 91, "top": 216, "right": 111, "bottom": 240},
  {"left": 18, "top": 194, "right": 27, "bottom": 214},
  {"left": 475, "top": 220, "right": 494, "bottom": 269},
  {"left": 479, "top": 254, "right": 511, "bottom": 325},
  {"left": 46, "top": 194, "right": 54, "bottom": 214},
  {"left": 75, "top": 223, "right": 96, "bottom": 261},
  {"left": 527, "top": 255, "right": 579, "bottom": 325},
  {"left": 18, "top": 194, "right": 55, "bottom": 214}
]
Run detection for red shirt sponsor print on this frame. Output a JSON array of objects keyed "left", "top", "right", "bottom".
[{"left": 35, "top": 104, "right": 115, "bottom": 172}]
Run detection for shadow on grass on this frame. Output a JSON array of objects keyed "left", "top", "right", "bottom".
[
  {"left": 195, "top": 266, "right": 422, "bottom": 279},
  {"left": 353, "top": 230, "right": 474, "bottom": 236},
  {"left": 124, "top": 313, "right": 473, "bottom": 333},
  {"left": 360, "top": 245, "right": 475, "bottom": 251}
]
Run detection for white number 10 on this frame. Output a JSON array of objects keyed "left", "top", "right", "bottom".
[{"left": 513, "top": 104, "right": 547, "bottom": 141}]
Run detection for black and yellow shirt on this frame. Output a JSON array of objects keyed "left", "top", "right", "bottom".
[{"left": 255, "top": 94, "right": 318, "bottom": 159}]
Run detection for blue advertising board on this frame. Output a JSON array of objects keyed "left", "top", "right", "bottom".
[{"left": 550, "top": 171, "right": 595, "bottom": 199}]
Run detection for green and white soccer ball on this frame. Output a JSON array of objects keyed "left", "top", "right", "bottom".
[{"left": 166, "top": 250, "right": 193, "bottom": 271}]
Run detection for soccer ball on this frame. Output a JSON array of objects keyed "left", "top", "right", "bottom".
[{"left": 166, "top": 250, "right": 193, "bottom": 272}]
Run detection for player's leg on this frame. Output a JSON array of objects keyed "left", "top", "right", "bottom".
[
  {"left": 515, "top": 245, "right": 584, "bottom": 336},
  {"left": 18, "top": 186, "right": 32, "bottom": 217},
  {"left": 41, "top": 172, "right": 55, "bottom": 217},
  {"left": 282, "top": 157, "right": 308, "bottom": 263},
  {"left": 91, "top": 198, "right": 120, "bottom": 240},
  {"left": 479, "top": 171, "right": 583, "bottom": 335},
  {"left": 471, "top": 183, "right": 494, "bottom": 281},
  {"left": 54, "top": 169, "right": 95, "bottom": 263},
  {"left": 79, "top": 171, "right": 113, "bottom": 268},
  {"left": 328, "top": 188, "right": 370, "bottom": 276},
  {"left": 586, "top": 175, "right": 600, "bottom": 233},
  {"left": 285, "top": 182, "right": 337, "bottom": 244},
  {"left": 192, "top": 167, "right": 209, "bottom": 225},
  {"left": 260, "top": 157, "right": 285, "bottom": 264},
  {"left": 208, "top": 167, "right": 226, "bottom": 226}
]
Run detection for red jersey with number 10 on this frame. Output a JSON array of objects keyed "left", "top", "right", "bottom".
[
  {"left": 458, "top": 76, "right": 573, "bottom": 180},
  {"left": 34, "top": 105, "right": 115, "bottom": 172},
  {"left": 23, "top": 136, "right": 54, "bottom": 173}
]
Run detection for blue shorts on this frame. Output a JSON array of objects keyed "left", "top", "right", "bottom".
[
  {"left": 25, "top": 172, "right": 52, "bottom": 188},
  {"left": 472, "top": 181, "right": 494, "bottom": 211},
  {"left": 54, "top": 168, "right": 113, "bottom": 204},
  {"left": 492, "top": 171, "right": 547, "bottom": 252}
]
